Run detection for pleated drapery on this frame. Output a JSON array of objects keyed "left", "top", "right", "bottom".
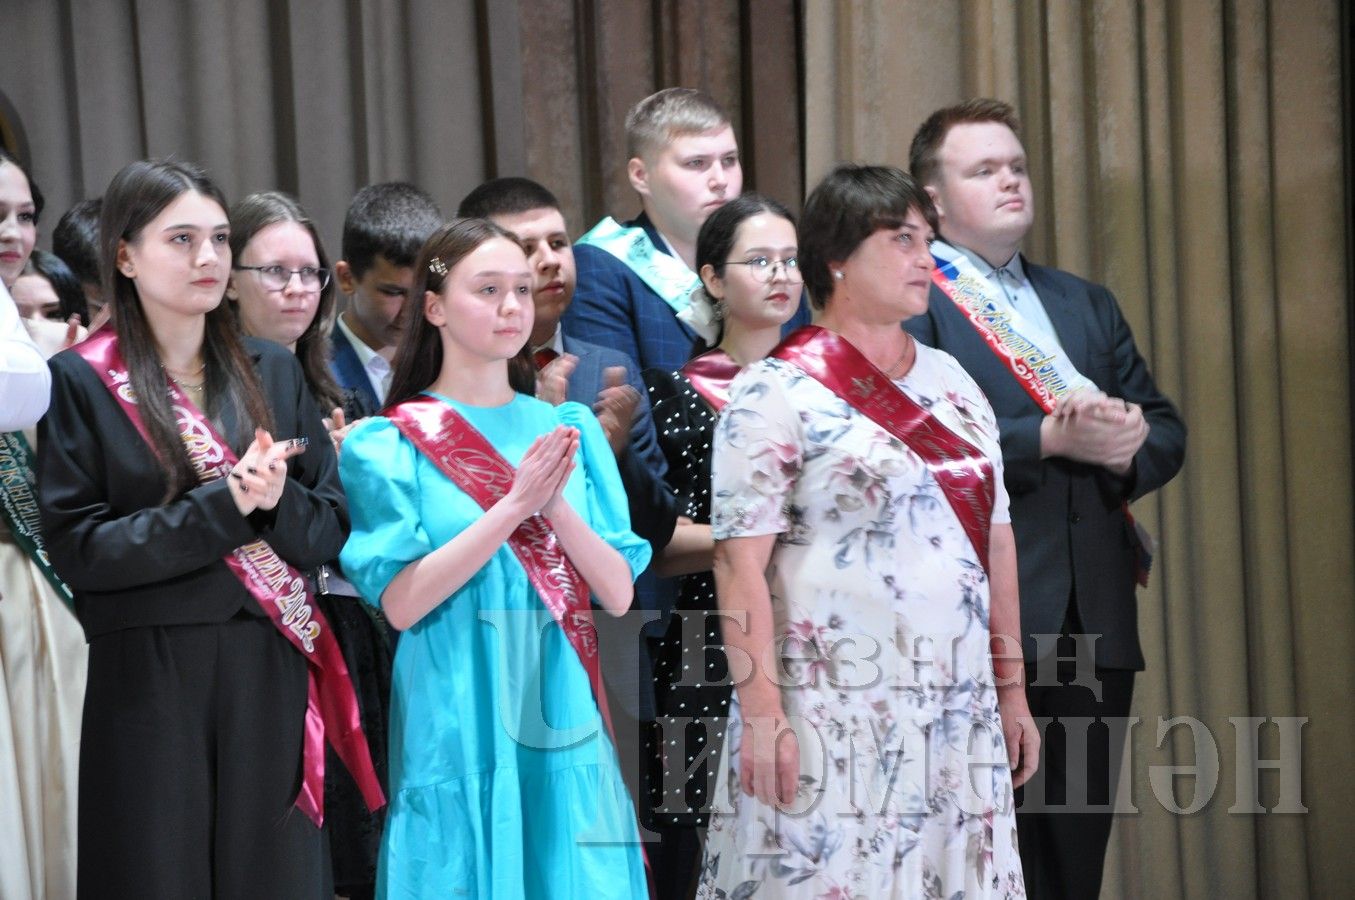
[
  {"left": 0, "top": 0, "right": 804, "bottom": 253},
  {"left": 804, "top": 2, "right": 1353, "bottom": 897}
]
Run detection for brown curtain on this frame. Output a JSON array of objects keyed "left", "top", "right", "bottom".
[
  {"left": 0, "top": 0, "right": 803, "bottom": 258},
  {"left": 804, "top": 1, "right": 1353, "bottom": 897},
  {"left": 509, "top": 0, "right": 803, "bottom": 230}
]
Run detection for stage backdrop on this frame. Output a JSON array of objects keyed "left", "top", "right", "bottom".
[
  {"left": 0, "top": 0, "right": 801, "bottom": 262},
  {"left": 804, "top": 1, "right": 1352, "bottom": 898},
  {"left": 3, "top": 1, "right": 1352, "bottom": 897}
]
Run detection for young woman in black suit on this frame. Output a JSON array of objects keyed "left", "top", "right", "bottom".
[{"left": 37, "top": 159, "right": 380, "bottom": 898}]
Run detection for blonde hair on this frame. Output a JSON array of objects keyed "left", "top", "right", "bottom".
[{"left": 625, "top": 88, "right": 731, "bottom": 161}]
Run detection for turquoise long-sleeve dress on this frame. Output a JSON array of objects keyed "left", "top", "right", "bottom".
[{"left": 339, "top": 392, "right": 651, "bottom": 900}]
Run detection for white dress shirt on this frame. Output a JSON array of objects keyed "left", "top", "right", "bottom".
[
  {"left": 937, "top": 239, "right": 1066, "bottom": 352},
  {"left": 336, "top": 313, "right": 391, "bottom": 404}
]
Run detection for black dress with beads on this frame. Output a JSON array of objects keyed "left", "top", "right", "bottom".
[{"left": 640, "top": 350, "right": 742, "bottom": 831}]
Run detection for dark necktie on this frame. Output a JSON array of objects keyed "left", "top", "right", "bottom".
[{"left": 533, "top": 347, "right": 559, "bottom": 371}]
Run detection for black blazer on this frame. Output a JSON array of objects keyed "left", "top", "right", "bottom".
[
  {"left": 37, "top": 337, "right": 349, "bottom": 639},
  {"left": 906, "top": 260, "right": 1186, "bottom": 670}
]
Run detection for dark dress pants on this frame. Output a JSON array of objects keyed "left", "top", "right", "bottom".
[
  {"left": 78, "top": 613, "right": 330, "bottom": 899},
  {"left": 1015, "top": 625, "right": 1136, "bottom": 900}
]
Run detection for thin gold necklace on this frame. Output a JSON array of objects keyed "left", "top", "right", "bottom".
[{"left": 883, "top": 339, "right": 915, "bottom": 378}]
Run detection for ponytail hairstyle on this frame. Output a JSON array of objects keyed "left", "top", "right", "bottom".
[
  {"left": 227, "top": 190, "right": 344, "bottom": 413},
  {"left": 384, "top": 218, "right": 535, "bottom": 408},
  {"left": 100, "top": 158, "right": 274, "bottom": 502}
]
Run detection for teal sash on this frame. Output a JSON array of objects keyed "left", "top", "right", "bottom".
[{"left": 577, "top": 217, "right": 700, "bottom": 317}]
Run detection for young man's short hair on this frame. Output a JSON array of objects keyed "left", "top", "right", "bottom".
[
  {"left": 625, "top": 87, "right": 731, "bottom": 162},
  {"left": 909, "top": 98, "right": 1023, "bottom": 188},
  {"left": 53, "top": 197, "right": 102, "bottom": 288},
  {"left": 457, "top": 177, "right": 560, "bottom": 220},
  {"left": 341, "top": 182, "right": 444, "bottom": 277}
]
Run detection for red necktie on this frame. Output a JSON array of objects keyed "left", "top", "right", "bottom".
[{"left": 533, "top": 348, "right": 559, "bottom": 371}]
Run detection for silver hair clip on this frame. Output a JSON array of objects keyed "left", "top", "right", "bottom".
[{"left": 428, "top": 256, "right": 448, "bottom": 277}]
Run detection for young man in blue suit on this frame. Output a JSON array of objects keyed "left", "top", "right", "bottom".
[
  {"left": 331, "top": 182, "right": 443, "bottom": 416},
  {"left": 905, "top": 99, "right": 1186, "bottom": 900},
  {"left": 564, "top": 87, "right": 809, "bottom": 373}
]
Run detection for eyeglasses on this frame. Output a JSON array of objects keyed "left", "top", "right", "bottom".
[
  {"left": 723, "top": 255, "right": 802, "bottom": 283},
  {"left": 235, "top": 264, "right": 331, "bottom": 292}
]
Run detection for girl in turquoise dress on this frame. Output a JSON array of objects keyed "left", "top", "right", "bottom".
[{"left": 339, "top": 219, "right": 651, "bottom": 899}]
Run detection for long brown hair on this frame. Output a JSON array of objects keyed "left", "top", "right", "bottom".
[
  {"left": 384, "top": 218, "right": 535, "bottom": 409},
  {"left": 227, "top": 191, "right": 344, "bottom": 412},
  {"left": 100, "top": 158, "right": 274, "bottom": 501}
]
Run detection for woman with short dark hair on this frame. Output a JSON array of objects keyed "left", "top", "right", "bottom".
[{"left": 697, "top": 165, "right": 1037, "bottom": 900}]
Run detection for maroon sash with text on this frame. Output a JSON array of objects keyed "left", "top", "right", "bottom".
[
  {"left": 386, "top": 396, "right": 618, "bottom": 737},
  {"left": 680, "top": 347, "right": 741, "bottom": 413},
  {"left": 770, "top": 326, "right": 996, "bottom": 571},
  {"left": 74, "top": 331, "right": 384, "bottom": 826}
]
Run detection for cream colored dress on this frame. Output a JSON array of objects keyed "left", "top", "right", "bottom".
[{"left": 1, "top": 422, "right": 86, "bottom": 898}]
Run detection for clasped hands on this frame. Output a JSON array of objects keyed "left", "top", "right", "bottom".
[
  {"left": 537, "top": 353, "right": 638, "bottom": 456},
  {"left": 503, "top": 425, "right": 580, "bottom": 521},
  {"left": 227, "top": 428, "right": 308, "bottom": 516},
  {"left": 1042, "top": 387, "right": 1149, "bottom": 475}
]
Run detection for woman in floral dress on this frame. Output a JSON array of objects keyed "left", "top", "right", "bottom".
[{"left": 697, "top": 165, "right": 1038, "bottom": 900}]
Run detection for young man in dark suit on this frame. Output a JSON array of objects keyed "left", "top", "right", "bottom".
[
  {"left": 905, "top": 99, "right": 1186, "bottom": 900},
  {"left": 331, "top": 182, "right": 443, "bottom": 416}
]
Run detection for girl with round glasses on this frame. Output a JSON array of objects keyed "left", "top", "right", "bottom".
[
  {"left": 640, "top": 193, "right": 803, "bottom": 896},
  {"left": 227, "top": 190, "right": 395, "bottom": 899}
]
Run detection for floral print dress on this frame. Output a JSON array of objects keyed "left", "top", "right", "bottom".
[{"left": 696, "top": 344, "right": 1026, "bottom": 900}]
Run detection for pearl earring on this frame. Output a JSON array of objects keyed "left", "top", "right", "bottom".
[{"left": 833, "top": 270, "right": 844, "bottom": 281}]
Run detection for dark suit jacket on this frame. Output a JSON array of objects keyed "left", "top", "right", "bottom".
[
  {"left": 906, "top": 260, "right": 1185, "bottom": 670},
  {"left": 37, "top": 338, "right": 349, "bottom": 639},
  {"left": 329, "top": 326, "right": 380, "bottom": 418},
  {"left": 565, "top": 212, "right": 811, "bottom": 374},
  {"left": 561, "top": 333, "right": 666, "bottom": 479}
]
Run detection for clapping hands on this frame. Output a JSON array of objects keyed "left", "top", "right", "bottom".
[{"left": 228, "top": 428, "right": 308, "bottom": 516}]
